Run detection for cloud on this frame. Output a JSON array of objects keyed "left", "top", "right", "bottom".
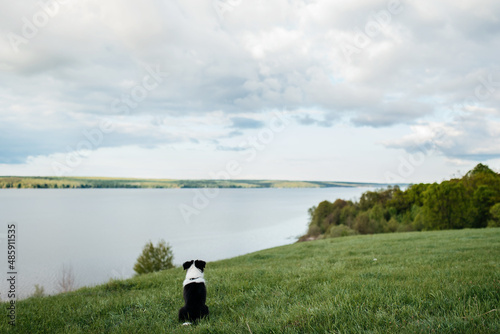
[
  {"left": 352, "top": 101, "right": 434, "bottom": 127},
  {"left": 0, "top": 0, "right": 499, "bottom": 165},
  {"left": 384, "top": 109, "right": 500, "bottom": 162},
  {"left": 216, "top": 145, "right": 247, "bottom": 152},
  {"left": 230, "top": 117, "right": 265, "bottom": 129},
  {"left": 296, "top": 114, "right": 334, "bottom": 127}
]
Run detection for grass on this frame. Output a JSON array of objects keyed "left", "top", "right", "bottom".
[{"left": 2, "top": 228, "right": 499, "bottom": 333}]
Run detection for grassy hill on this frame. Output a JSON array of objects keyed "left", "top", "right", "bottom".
[
  {"left": 0, "top": 176, "right": 384, "bottom": 189},
  {"left": 2, "top": 229, "right": 499, "bottom": 333}
]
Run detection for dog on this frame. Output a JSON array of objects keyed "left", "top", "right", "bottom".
[{"left": 178, "top": 260, "right": 209, "bottom": 324}]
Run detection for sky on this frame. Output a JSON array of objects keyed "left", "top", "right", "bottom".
[{"left": 0, "top": 0, "right": 499, "bottom": 183}]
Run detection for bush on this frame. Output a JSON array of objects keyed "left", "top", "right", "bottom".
[
  {"left": 306, "top": 224, "right": 322, "bottom": 237},
  {"left": 487, "top": 203, "right": 500, "bottom": 227},
  {"left": 353, "top": 210, "right": 385, "bottom": 234},
  {"left": 31, "top": 284, "right": 46, "bottom": 298},
  {"left": 325, "top": 224, "right": 358, "bottom": 238},
  {"left": 384, "top": 217, "right": 399, "bottom": 233},
  {"left": 133, "top": 239, "right": 174, "bottom": 275}
]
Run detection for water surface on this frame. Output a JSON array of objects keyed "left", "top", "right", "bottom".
[{"left": 0, "top": 187, "right": 373, "bottom": 297}]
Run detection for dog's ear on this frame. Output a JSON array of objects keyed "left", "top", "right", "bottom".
[
  {"left": 195, "top": 260, "right": 206, "bottom": 271},
  {"left": 182, "top": 260, "right": 194, "bottom": 270}
]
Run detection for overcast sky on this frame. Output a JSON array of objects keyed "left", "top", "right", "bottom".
[{"left": 0, "top": 0, "right": 499, "bottom": 183}]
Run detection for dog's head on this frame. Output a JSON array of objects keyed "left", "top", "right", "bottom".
[{"left": 182, "top": 260, "right": 206, "bottom": 280}]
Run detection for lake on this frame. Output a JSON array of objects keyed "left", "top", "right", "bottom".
[{"left": 0, "top": 187, "right": 373, "bottom": 298}]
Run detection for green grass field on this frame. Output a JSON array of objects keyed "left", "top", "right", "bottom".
[{"left": 2, "top": 228, "right": 499, "bottom": 333}]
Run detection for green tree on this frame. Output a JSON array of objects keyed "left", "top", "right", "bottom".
[
  {"left": 387, "top": 186, "right": 410, "bottom": 214},
  {"left": 353, "top": 211, "right": 384, "bottom": 234},
  {"left": 471, "top": 185, "right": 495, "bottom": 227},
  {"left": 301, "top": 163, "right": 499, "bottom": 240},
  {"left": 405, "top": 183, "right": 429, "bottom": 207},
  {"left": 340, "top": 202, "right": 357, "bottom": 229},
  {"left": 133, "top": 240, "right": 174, "bottom": 275},
  {"left": 307, "top": 201, "right": 335, "bottom": 235},
  {"left": 488, "top": 203, "right": 500, "bottom": 227},
  {"left": 422, "top": 181, "right": 470, "bottom": 230},
  {"left": 466, "top": 163, "right": 496, "bottom": 178}
]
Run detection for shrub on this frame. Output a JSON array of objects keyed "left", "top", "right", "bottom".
[
  {"left": 306, "top": 224, "right": 322, "bottom": 237},
  {"left": 133, "top": 239, "right": 174, "bottom": 275},
  {"left": 384, "top": 217, "right": 399, "bottom": 233},
  {"left": 57, "top": 265, "right": 76, "bottom": 293},
  {"left": 488, "top": 203, "right": 500, "bottom": 227},
  {"left": 325, "top": 224, "right": 358, "bottom": 238},
  {"left": 31, "top": 284, "right": 46, "bottom": 298}
]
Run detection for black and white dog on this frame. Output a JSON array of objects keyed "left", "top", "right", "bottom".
[{"left": 178, "top": 260, "right": 209, "bottom": 324}]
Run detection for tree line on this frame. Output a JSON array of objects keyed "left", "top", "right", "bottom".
[
  {"left": 300, "top": 163, "right": 500, "bottom": 241},
  {"left": 0, "top": 177, "right": 381, "bottom": 189}
]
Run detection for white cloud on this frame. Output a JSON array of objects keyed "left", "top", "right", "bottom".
[
  {"left": 384, "top": 111, "right": 500, "bottom": 162},
  {"left": 0, "top": 0, "right": 499, "bottom": 181}
]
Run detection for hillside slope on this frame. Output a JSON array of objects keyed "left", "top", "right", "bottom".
[{"left": 2, "top": 229, "right": 499, "bottom": 333}]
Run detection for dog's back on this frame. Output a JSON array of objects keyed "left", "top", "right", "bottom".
[
  {"left": 178, "top": 282, "right": 208, "bottom": 321},
  {"left": 179, "top": 260, "right": 209, "bottom": 322}
]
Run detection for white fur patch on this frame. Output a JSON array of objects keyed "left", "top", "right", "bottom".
[
  {"left": 183, "top": 276, "right": 205, "bottom": 287},
  {"left": 183, "top": 262, "right": 205, "bottom": 287}
]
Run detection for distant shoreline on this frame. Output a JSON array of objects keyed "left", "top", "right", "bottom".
[{"left": 0, "top": 176, "right": 392, "bottom": 189}]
